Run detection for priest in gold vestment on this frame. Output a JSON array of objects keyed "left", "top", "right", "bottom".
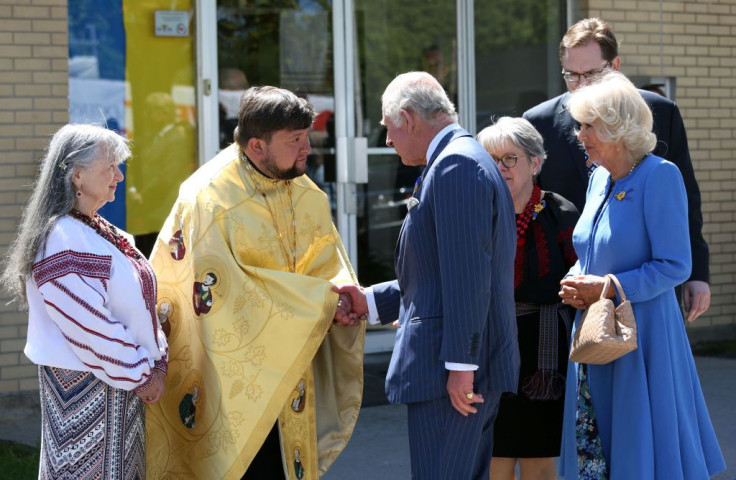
[{"left": 146, "top": 86, "right": 365, "bottom": 479}]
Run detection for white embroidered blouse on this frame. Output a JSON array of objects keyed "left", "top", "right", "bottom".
[{"left": 25, "top": 215, "right": 168, "bottom": 392}]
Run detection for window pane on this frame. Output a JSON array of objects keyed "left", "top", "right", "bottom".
[
  {"left": 475, "top": 0, "right": 566, "bottom": 130},
  {"left": 355, "top": 0, "right": 457, "bottom": 285}
]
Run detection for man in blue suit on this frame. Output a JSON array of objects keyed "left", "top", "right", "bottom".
[
  {"left": 524, "top": 17, "right": 710, "bottom": 322},
  {"left": 336, "top": 72, "right": 519, "bottom": 479}
]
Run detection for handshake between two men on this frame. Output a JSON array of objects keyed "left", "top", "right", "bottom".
[
  {"left": 332, "top": 284, "right": 368, "bottom": 328},
  {"left": 330, "top": 283, "right": 488, "bottom": 420}
]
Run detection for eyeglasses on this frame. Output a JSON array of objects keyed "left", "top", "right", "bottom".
[
  {"left": 561, "top": 61, "right": 611, "bottom": 84},
  {"left": 493, "top": 153, "right": 528, "bottom": 169}
]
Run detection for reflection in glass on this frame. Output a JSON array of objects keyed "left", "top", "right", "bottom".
[
  {"left": 356, "top": 0, "right": 457, "bottom": 147},
  {"left": 123, "top": 1, "right": 198, "bottom": 256},
  {"left": 357, "top": 156, "right": 421, "bottom": 284},
  {"left": 474, "top": 0, "right": 566, "bottom": 130},
  {"left": 68, "top": 0, "right": 127, "bottom": 228},
  {"left": 354, "top": 0, "right": 456, "bottom": 285},
  {"left": 217, "top": 0, "right": 337, "bottom": 212}
]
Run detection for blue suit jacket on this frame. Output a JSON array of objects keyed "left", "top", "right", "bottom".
[
  {"left": 524, "top": 90, "right": 709, "bottom": 283},
  {"left": 373, "top": 127, "right": 520, "bottom": 405}
]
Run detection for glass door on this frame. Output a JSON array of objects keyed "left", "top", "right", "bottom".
[
  {"left": 350, "top": 0, "right": 459, "bottom": 286},
  {"left": 201, "top": 0, "right": 566, "bottom": 353},
  {"left": 474, "top": 0, "right": 567, "bottom": 127},
  {"left": 213, "top": 0, "right": 338, "bottom": 218},
  {"left": 206, "top": 0, "right": 461, "bottom": 287}
]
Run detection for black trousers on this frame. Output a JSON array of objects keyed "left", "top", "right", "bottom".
[{"left": 241, "top": 422, "right": 285, "bottom": 480}]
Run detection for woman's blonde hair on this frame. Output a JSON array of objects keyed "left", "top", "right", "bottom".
[{"left": 568, "top": 71, "right": 657, "bottom": 160}]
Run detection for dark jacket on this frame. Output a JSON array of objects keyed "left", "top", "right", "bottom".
[{"left": 524, "top": 89, "right": 709, "bottom": 283}]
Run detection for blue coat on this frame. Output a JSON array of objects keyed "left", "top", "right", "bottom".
[
  {"left": 559, "top": 155, "right": 725, "bottom": 478},
  {"left": 523, "top": 90, "right": 709, "bottom": 283},
  {"left": 372, "top": 126, "right": 520, "bottom": 405}
]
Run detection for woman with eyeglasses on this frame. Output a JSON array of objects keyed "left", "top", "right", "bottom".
[{"left": 477, "top": 117, "right": 579, "bottom": 480}]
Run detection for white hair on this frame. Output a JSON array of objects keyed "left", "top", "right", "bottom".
[
  {"left": 1, "top": 124, "right": 130, "bottom": 305},
  {"left": 381, "top": 71, "right": 457, "bottom": 127}
]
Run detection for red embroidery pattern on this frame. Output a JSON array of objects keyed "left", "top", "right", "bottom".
[
  {"left": 50, "top": 279, "right": 115, "bottom": 323},
  {"left": 154, "top": 358, "right": 168, "bottom": 376},
  {"left": 80, "top": 360, "right": 151, "bottom": 388},
  {"left": 514, "top": 235, "right": 526, "bottom": 290},
  {"left": 557, "top": 227, "right": 577, "bottom": 267},
  {"left": 534, "top": 220, "right": 550, "bottom": 278},
  {"left": 514, "top": 186, "right": 544, "bottom": 289},
  {"left": 69, "top": 211, "right": 162, "bottom": 352},
  {"left": 63, "top": 333, "right": 149, "bottom": 375},
  {"left": 33, "top": 250, "right": 111, "bottom": 287},
  {"left": 45, "top": 294, "right": 139, "bottom": 349},
  {"left": 134, "top": 371, "right": 155, "bottom": 392},
  {"left": 128, "top": 258, "right": 160, "bottom": 349},
  {"left": 69, "top": 210, "right": 141, "bottom": 260}
]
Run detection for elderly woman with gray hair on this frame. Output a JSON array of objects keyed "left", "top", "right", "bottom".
[
  {"left": 477, "top": 117, "right": 579, "bottom": 480},
  {"left": 1, "top": 124, "right": 168, "bottom": 479},
  {"left": 557, "top": 72, "right": 724, "bottom": 479}
]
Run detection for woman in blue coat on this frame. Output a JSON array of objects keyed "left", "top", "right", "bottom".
[{"left": 557, "top": 71, "right": 725, "bottom": 479}]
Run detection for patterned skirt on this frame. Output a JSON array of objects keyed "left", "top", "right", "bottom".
[{"left": 38, "top": 365, "right": 145, "bottom": 479}]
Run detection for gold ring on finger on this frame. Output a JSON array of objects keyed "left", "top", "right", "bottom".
[{"left": 465, "top": 392, "right": 474, "bottom": 400}]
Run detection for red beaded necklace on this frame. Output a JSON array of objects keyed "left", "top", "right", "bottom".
[
  {"left": 514, "top": 185, "right": 545, "bottom": 289},
  {"left": 69, "top": 209, "right": 143, "bottom": 261},
  {"left": 516, "top": 185, "right": 543, "bottom": 239}
]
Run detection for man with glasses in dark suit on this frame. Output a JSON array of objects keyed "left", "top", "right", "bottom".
[{"left": 524, "top": 17, "right": 710, "bottom": 322}]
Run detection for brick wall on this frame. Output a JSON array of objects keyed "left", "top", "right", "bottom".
[
  {"left": 0, "top": 0, "right": 734, "bottom": 395},
  {"left": 586, "top": 0, "right": 736, "bottom": 331},
  {"left": 0, "top": 0, "right": 68, "bottom": 393}
]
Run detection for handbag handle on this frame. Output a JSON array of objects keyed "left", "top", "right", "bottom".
[{"left": 604, "top": 274, "right": 628, "bottom": 302}]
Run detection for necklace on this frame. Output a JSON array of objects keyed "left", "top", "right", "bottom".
[
  {"left": 516, "top": 185, "right": 545, "bottom": 239},
  {"left": 514, "top": 185, "right": 545, "bottom": 289},
  {"left": 69, "top": 209, "right": 142, "bottom": 260},
  {"left": 627, "top": 156, "right": 644, "bottom": 175},
  {"left": 241, "top": 152, "right": 297, "bottom": 272}
]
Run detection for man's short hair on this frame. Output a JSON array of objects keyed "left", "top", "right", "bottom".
[
  {"left": 381, "top": 71, "right": 457, "bottom": 127},
  {"left": 234, "top": 86, "right": 315, "bottom": 146},
  {"left": 559, "top": 17, "right": 618, "bottom": 63}
]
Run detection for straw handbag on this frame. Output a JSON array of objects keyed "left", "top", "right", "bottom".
[{"left": 569, "top": 274, "right": 637, "bottom": 364}]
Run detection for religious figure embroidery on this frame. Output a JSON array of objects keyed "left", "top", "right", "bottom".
[
  {"left": 157, "top": 300, "right": 172, "bottom": 337},
  {"left": 291, "top": 379, "right": 306, "bottom": 413},
  {"left": 168, "top": 218, "right": 186, "bottom": 260},
  {"left": 179, "top": 385, "right": 199, "bottom": 429},
  {"left": 193, "top": 272, "right": 218, "bottom": 316},
  {"left": 293, "top": 447, "right": 305, "bottom": 479}
]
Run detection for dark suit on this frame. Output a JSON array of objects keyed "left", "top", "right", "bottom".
[
  {"left": 524, "top": 90, "right": 709, "bottom": 282},
  {"left": 372, "top": 126, "right": 520, "bottom": 479}
]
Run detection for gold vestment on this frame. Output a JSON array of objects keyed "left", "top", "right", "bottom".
[{"left": 146, "top": 145, "right": 364, "bottom": 479}]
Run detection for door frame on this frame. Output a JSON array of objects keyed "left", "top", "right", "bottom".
[
  {"left": 195, "top": 0, "right": 479, "bottom": 269},
  {"left": 196, "top": 2, "right": 220, "bottom": 166}
]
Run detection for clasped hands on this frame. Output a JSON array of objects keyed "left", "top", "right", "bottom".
[
  {"left": 332, "top": 284, "right": 369, "bottom": 327},
  {"left": 136, "top": 369, "right": 166, "bottom": 404},
  {"left": 559, "top": 274, "right": 614, "bottom": 309}
]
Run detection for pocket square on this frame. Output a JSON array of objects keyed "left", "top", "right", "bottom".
[{"left": 407, "top": 197, "right": 420, "bottom": 211}]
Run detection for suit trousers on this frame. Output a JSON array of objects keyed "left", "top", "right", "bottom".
[{"left": 406, "top": 391, "right": 502, "bottom": 480}]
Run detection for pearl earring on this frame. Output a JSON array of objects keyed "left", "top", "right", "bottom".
[{"left": 76, "top": 190, "right": 82, "bottom": 197}]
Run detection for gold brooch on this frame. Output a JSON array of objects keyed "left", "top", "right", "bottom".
[{"left": 615, "top": 191, "right": 626, "bottom": 201}]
